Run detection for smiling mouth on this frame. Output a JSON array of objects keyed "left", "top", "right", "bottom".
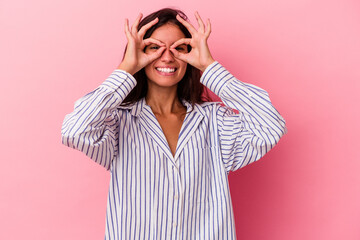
[{"left": 156, "top": 67, "right": 177, "bottom": 73}]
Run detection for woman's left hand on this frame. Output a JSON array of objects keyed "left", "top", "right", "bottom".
[{"left": 170, "top": 12, "right": 215, "bottom": 72}]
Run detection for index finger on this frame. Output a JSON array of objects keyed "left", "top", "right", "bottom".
[
  {"left": 170, "top": 38, "right": 191, "bottom": 49},
  {"left": 143, "top": 38, "right": 166, "bottom": 47},
  {"left": 176, "top": 14, "right": 196, "bottom": 35}
]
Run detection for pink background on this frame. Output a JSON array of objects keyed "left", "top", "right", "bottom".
[{"left": 1, "top": 0, "right": 359, "bottom": 239}]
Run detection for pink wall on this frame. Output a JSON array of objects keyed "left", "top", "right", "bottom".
[{"left": 1, "top": 0, "right": 359, "bottom": 239}]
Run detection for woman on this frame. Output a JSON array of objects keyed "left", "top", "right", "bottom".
[{"left": 62, "top": 8, "right": 286, "bottom": 240}]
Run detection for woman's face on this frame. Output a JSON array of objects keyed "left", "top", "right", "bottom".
[{"left": 144, "top": 23, "right": 188, "bottom": 89}]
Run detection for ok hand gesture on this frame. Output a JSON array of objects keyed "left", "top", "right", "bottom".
[
  {"left": 170, "top": 12, "right": 215, "bottom": 72},
  {"left": 117, "top": 13, "right": 166, "bottom": 75}
]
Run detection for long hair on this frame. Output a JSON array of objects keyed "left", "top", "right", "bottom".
[{"left": 121, "top": 8, "right": 209, "bottom": 106}]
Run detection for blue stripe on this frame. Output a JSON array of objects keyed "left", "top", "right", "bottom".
[{"left": 61, "top": 62, "right": 286, "bottom": 239}]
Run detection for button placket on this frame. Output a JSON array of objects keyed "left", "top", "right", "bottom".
[{"left": 172, "top": 165, "right": 182, "bottom": 236}]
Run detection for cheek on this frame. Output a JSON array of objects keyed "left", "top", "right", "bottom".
[
  {"left": 180, "top": 62, "right": 188, "bottom": 71},
  {"left": 144, "top": 64, "right": 153, "bottom": 74},
  {"left": 178, "top": 63, "right": 188, "bottom": 78},
  {"left": 144, "top": 66, "right": 153, "bottom": 81}
]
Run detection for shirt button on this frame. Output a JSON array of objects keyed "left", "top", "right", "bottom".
[
  {"left": 174, "top": 194, "right": 179, "bottom": 200},
  {"left": 173, "top": 222, "right": 177, "bottom": 227}
]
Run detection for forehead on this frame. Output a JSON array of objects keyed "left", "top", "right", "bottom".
[{"left": 150, "top": 23, "right": 186, "bottom": 44}]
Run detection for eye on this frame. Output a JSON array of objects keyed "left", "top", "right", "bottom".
[
  {"left": 175, "top": 45, "right": 188, "bottom": 52},
  {"left": 145, "top": 44, "right": 160, "bottom": 52},
  {"left": 145, "top": 44, "right": 162, "bottom": 53}
]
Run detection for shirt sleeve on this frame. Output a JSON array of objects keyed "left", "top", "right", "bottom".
[
  {"left": 200, "top": 61, "right": 287, "bottom": 172},
  {"left": 61, "top": 69, "right": 137, "bottom": 171}
]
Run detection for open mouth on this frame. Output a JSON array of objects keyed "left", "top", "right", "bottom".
[{"left": 156, "top": 67, "right": 177, "bottom": 73}]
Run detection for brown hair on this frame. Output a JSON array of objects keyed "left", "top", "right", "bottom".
[{"left": 121, "top": 8, "right": 209, "bottom": 106}]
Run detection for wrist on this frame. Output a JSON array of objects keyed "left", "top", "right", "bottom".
[
  {"left": 117, "top": 62, "right": 136, "bottom": 75},
  {"left": 200, "top": 58, "right": 215, "bottom": 72}
]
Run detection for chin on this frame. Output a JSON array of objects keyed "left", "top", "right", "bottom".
[{"left": 146, "top": 77, "right": 182, "bottom": 89}]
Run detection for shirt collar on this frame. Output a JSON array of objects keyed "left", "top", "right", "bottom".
[{"left": 118, "top": 97, "right": 206, "bottom": 117}]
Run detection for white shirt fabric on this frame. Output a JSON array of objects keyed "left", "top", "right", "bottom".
[{"left": 62, "top": 61, "right": 287, "bottom": 239}]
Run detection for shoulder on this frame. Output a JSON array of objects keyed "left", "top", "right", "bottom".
[
  {"left": 197, "top": 101, "right": 220, "bottom": 109},
  {"left": 194, "top": 101, "right": 234, "bottom": 117},
  {"left": 116, "top": 99, "right": 145, "bottom": 117}
]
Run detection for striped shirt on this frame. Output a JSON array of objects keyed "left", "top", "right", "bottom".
[{"left": 61, "top": 61, "right": 287, "bottom": 239}]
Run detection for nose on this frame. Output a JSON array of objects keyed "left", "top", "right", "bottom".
[{"left": 160, "top": 48, "right": 175, "bottom": 62}]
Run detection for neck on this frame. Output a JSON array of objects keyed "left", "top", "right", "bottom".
[{"left": 145, "top": 84, "right": 185, "bottom": 116}]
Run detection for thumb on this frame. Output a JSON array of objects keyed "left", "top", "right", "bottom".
[
  {"left": 170, "top": 48, "right": 189, "bottom": 63},
  {"left": 147, "top": 46, "right": 166, "bottom": 62}
]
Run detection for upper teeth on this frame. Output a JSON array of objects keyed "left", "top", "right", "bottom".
[{"left": 157, "top": 68, "right": 176, "bottom": 73}]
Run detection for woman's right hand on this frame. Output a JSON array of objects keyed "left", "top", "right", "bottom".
[{"left": 117, "top": 13, "right": 166, "bottom": 75}]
